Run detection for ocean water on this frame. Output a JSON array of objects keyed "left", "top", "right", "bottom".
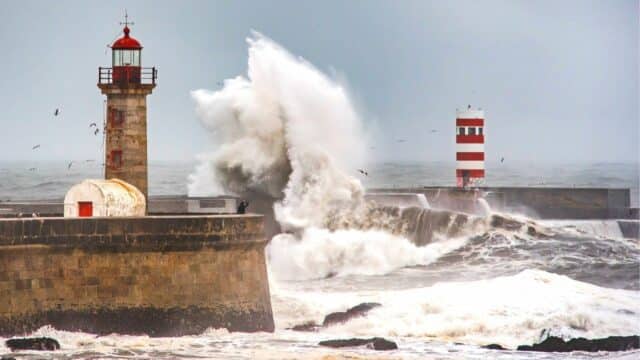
[
  {"left": 0, "top": 161, "right": 638, "bottom": 359},
  {"left": 1, "top": 161, "right": 637, "bottom": 204}
]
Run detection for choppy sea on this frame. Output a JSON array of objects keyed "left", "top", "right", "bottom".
[{"left": 0, "top": 161, "right": 638, "bottom": 359}]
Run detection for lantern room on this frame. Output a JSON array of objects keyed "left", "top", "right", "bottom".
[
  {"left": 110, "top": 26, "right": 142, "bottom": 84},
  {"left": 113, "top": 26, "right": 141, "bottom": 65}
]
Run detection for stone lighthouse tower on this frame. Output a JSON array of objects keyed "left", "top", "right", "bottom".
[{"left": 98, "top": 18, "right": 156, "bottom": 200}]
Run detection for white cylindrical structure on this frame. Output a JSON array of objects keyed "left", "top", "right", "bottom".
[
  {"left": 456, "top": 107, "right": 485, "bottom": 187},
  {"left": 64, "top": 178, "right": 146, "bottom": 217}
]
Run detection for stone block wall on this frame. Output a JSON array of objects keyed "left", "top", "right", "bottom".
[
  {"left": 0, "top": 215, "right": 274, "bottom": 336},
  {"left": 99, "top": 85, "right": 154, "bottom": 201}
]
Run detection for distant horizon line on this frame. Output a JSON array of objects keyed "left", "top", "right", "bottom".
[{"left": 0, "top": 159, "right": 637, "bottom": 166}]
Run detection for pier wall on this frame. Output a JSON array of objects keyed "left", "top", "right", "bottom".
[
  {"left": 0, "top": 215, "right": 274, "bottom": 337},
  {"left": 370, "top": 187, "right": 635, "bottom": 220}
]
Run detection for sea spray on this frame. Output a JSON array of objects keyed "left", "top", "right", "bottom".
[
  {"left": 267, "top": 228, "right": 469, "bottom": 281},
  {"left": 189, "top": 32, "right": 366, "bottom": 213},
  {"left": 187, "top": 33, "right": 455, "bottom": 278}
]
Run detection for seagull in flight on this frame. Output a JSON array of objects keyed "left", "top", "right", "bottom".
[
  {"left": 54, "top": 108, "right": 60, "bottom": 116},
  {"left": 94, "top": 128, "right": 100, "bottom": 135},
  {"left": 28, "top": 167, "right": 36, "bottom": 171},
  {"left": 357, "top": 169, "right": 369, "bottom": 176},
  {"left": 31, "top": 144, "right": 40, "bottom": 150},
  {"left": 67, "top": 161, "right": 75, "bottom": 170},
  {"left": 396, "top": 139, "right": 406, "bottom": 143},
  {"left": 430, "top": 129, "right": 438, "bottom": 133},
  {"left": 89, "top": 123, "right": 97, "bottom": 128},
  {"left": 500, "top": 157, "right": 504, "bottom": 163}
]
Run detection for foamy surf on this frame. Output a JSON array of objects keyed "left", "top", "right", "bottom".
[
  {"left": 542, "top": 219, "right": 627, "bottom": 239},
  {"left": 267, "top": 228, "right": 469, "bottom": 281},
  {"left": 271, "top": 269, "right": 640, "bottom": 349}
]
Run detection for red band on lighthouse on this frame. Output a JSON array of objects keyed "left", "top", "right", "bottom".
[
  {"left": 456, "top": 118, "right": 484, "bottom": 126},
  {"left": 456, "top": 107, "right": 485, "bottom": 188},
  {"left": 456, "top": 152, "right": 484, "bottom": 161}
]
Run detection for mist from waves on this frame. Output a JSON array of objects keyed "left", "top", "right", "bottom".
[
  {"left": 186, "top": 32, "right": 480, "bottom": 280},
  {"left": 188, "top": 32, "right": 367, "bottom": 229}
]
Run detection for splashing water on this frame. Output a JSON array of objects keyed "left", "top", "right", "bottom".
[
  {"left": 267, "top": 228, "right": 469, "bottom": 281},
  {"left": 189, "top": 32, "right": 367, "bottom": 229},
  {"left": 187, "top": 32, "right": 470, "bottom": 279},
  {"left": 271, "top": 269, "right": 640, "bottom": 349}
]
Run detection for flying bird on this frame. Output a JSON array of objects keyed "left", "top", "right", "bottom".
[
  {"left": 357, "top": 169, "right": 368, "bottom": 176},
  {"left": 396, "top": 139, "right": 406, "bottom": 143},
  {"left": 430, "top": 129, "right": 438, "bottom": 133},
  {"left": 67, "top": 161, "right": 75, "bottom": 170},
  {"left": 500, "top": 157, "right": 504, "bottom": 163},
  {"left": 85, "top": 159, "right": 95, "bottom": 163},
  {"left": 94, "top": 128, "right": 100, "bottom": 135},
  {"left": 28, "top": 167, "right": 36, "bottom": 171},
  {"left": 54, "top": 108, "right": 60, "bottom": 116},
  {"left": 31, "top": 144, "right": 40, "bottom": 150},
  {"left": 89, "top": 123, "right": 97, "bottom": 127}
]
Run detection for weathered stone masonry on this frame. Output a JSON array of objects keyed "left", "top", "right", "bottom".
[
  {"left": 99, "top": 84, "right": 154, "bottom": 201},
  {"left": 0, "top": 215, "right": 274, "bottom": 336}
]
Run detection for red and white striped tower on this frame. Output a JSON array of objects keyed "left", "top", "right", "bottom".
[{"left": 456, "top": 106, "right": 485, "bottom": 188}]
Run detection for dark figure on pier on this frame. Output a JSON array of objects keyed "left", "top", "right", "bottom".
[{"left": 236, "top": 200, "right": 249, "bottom": 214}]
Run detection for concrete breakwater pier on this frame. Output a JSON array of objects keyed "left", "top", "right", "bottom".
[
  {"left": 0, "top": 215, "right": 274, "bottom": 337},
  {"left": 370, "top": 187, "right": 639, "bottom": 239},
  {"left": 371, "top": 186, "right": 636, "bottom": 219}
]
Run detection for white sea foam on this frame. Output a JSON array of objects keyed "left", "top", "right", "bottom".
[
  {"left": 542, "top": 220, "right": 625, "bottom": 239},
  {"left": 267, "top": 228, "right": 468, "bottom": 281},
  {"left": 271, "top": 269, "right": 640, "bottom": 349}
]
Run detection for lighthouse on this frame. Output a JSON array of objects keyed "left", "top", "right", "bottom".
[
  {"left": 455, "top": 106, "right": 485, "bottom": 188},
  {"left": 98, "top": 16, "right": 156, "bottom": 201}
]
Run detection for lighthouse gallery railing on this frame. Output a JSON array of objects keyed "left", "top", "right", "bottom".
[{"left": 98, "top": 67, "right": 157, "bottom": 86}]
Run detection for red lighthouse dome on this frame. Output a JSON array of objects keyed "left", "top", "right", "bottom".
[
  {"left": 109, "top": 24, "right": 143, "bottom": 84},
  {"left": 112, "top": 26, "right": 142, "bottom": 50}
]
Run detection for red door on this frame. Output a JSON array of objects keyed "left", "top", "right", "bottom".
[{"left": 78, "top": 202, "right": 93, "bottom": 217}]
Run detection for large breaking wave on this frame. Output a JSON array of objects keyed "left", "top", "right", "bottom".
[{"left": 187, "top": 33, "right": 476, "bottom": 279}]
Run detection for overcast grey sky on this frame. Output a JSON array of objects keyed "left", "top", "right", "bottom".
[{"left": 0, "top": 0, "right": 637, "bottom": 164}]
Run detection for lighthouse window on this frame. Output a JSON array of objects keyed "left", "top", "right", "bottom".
[
  {"left": 478, "top": 127, "right": 483, "bottom": 135},
  {"left": 113, "top": 49, "right": 141, "bottom": 66},
  {"left": 468, "top": 127, "right": 477, "bottom": 136},
  {"left": 458, "top": 127, "right": 466, "bottom": 135}
]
